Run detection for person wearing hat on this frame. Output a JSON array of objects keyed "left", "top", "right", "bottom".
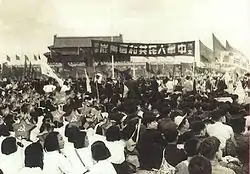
[{"left": 174, "top": 115, "right": 190, "bottom": 137}]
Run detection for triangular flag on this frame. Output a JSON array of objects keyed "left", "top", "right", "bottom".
[
  {"left": 199, "top": 40, "right": 214, "bottom": 63},
  {"left": 25, "top": 55, "right": 29, "bottom": 61},
  {"left": 16, "top": 55, "right": 20, "bottom": 60},
  {"left": 6, "top": 55, "right": 11, "bottom": 62},
  {"left": 212, "top": 34, "right": 226, "bottom": 62},
  {"left": 34, "top": 55, "right": 38, "bottom": 61}
]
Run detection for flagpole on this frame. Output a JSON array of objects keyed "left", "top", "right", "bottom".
[
  {"left": 132, "top": 63, "right": 136, "bottom": 79},
  {"left": 111, "top": 36, "right": 115, "bottom": 79}
]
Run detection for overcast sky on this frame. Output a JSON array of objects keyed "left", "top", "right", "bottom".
[{"left": 0, "top": 0, "right": 249, "bottom": 60}]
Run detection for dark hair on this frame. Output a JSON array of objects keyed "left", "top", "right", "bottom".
[
  {"left": 1, "top": 137, "right": 17, "bottom": 155},
  {"left": 106, "top": 126, "right": 121, "bottom": 142},
  {"left": 91, "top": 141, "right": 111, "bottom": 161},
  {"left": 21, "top": 104, "right": 29, "bottom": 114},
  {"left": 190, "top": 121, "right": 206, "bottom": 135},
  {"left": 74, "top": 131, "right": 87, "bottom": 149},
  {"left": 230, "top": 117, "right": 246, "bottom": 134},
  {"left": 25, "top": 142, "right": 44, "bottom": 169},
  {"left": 65, "top": 124, "right": 79, "bottom": 143},
  {"left": 44, "top": 132, "right": 60, "bottom": 152},
  {"left": 188, "top": 155, "right": 212, "bottom": 174},
  {"left": 138, "top": 130, "right": 164, "bottom": 170},
  {"left": 163, "top": 129, "right": 178, "bottom": 143},
  {"left": 210, "top": 109, "right": 226, "bottom": 121},
  {"left": 0, "top": 124, "right": 10, "bottom": 137},
  {"left": 184, "top": 138, "right": 200, "bottom": 157},
  {"left": 198, "top": 136, "right": 220, "bottom": 160}
]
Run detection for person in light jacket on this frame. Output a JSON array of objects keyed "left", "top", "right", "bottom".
[
  {"left": 18, "top": 142, "right": 44, "bottom": 174},
  {"left": 43, "top": 131, "right": 73, "bottom": 174},
  {"left": 105, "top": 126, "right": 127, "bottom": 174},
  {"left": 0, "top": 137, "right": 23, "bottom": 174}
]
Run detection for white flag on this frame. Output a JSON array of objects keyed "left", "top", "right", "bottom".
[
  {"left": 40, "top": 62, "right": 63, "bottom": 86},
  {"left": 84, "top": 69, "right": 92, "bottom": 93}
]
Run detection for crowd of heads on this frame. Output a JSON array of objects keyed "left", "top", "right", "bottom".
[{"left": 0, "top": 72, "right": 249, "bottom": 173}]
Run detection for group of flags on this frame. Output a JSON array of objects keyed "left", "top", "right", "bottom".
[
  {"left": 200, "top": 33, "right": 248, "bottom": 70},
  {"left": 6, "top": 54, "right": 42, "bottom": 63}
]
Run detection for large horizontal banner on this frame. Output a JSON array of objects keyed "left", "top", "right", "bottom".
[{"left": 92, "top": 40, "right": 195, "bottom": 57}]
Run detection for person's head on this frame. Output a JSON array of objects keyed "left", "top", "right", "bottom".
[
  {"left": 186, "top": 76, "right": 191, "bottom": 80},
  {"left": 91, "top": 141, "right": 111, "bottom": 162},
  {"left": 230, "top": 117, "right": 246, "bottom": 134},
  {"left": 163, "top": 129, "right": 178, "bottom": 143},
  {"left": 25, "top": 142, "right": 44, "bottom": 169},
  {"left": 198, "top": 136, "right": 222, "bottom": 161},
  {"left": 73, "top": 131, "right": 88, "bottom": 149},
  {"left": 142, "top": 111, "right": 158, "bottom": 129},
  {"left": 190, "top": 120, "right": 206, "bottom": 136},
  {"left": 188, "top": 155, "right": 212, "bottom": 174},
  {"left": 106, "top": 125, "right": 121, "bottom": 142},
  {"left": 210, "top": 109, "right": 226, "bottom": 123},
  {"left": 0, "top": 124, "right": 10, "bottom": 137},
  {"left": 44, "top": 131, "right": 64, "bottom": 152},
  {"left": 184, "top": 138, "right": 200, "bottom": 157},
  {"left": 1, "top": 137, "right": 17, "bottom": 155},
  {"left": 21, "top": 104, "right": 29, "bottom": 114},
  {"left": 65, "top": 124, "right": 79, "bottom": 143}
]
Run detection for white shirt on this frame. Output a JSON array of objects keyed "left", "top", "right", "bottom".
[
  {"left": 30, "top": 116, "right": 44, "bottom": 142},
  {"left": 43, "top": 85, "right": 56, "bottom": 93},
  {"left": 0, "top": 148, "right": 24, "bottom": 174},
  {"left": 87, "top": 160, "right": 117, "bottom": 174},
  {"left": 67, "top": 147, "right": 93, "bottom": 174},
  {"left": 105, "top": 140, "right": 126, "bottom": 164},
  {"left": 17, "top": 167, "right": 43, "bottom": 174},
  {"left": 207, "top": 122, "right": 234, "bottom": 149},
  {"left": 43, "top": 151, "right": 73, "bottom": 174},
  {"left": 61, "top": 85, "right": 70, "bottom": 92},
  {"left": 166, "top": 81, "right": 174, "bottom": 93}
]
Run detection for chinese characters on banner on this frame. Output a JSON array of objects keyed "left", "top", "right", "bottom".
[{"left": 92, "top": 40, "right": 195, "bottom": 57}]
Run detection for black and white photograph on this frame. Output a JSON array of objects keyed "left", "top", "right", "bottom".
[{"left": 0, "top": 0, "right": 249, "bottom": 174}]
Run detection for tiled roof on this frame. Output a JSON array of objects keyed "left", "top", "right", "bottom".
[{"left": 53, "top": 34, "right": 123, "bottom": 48}]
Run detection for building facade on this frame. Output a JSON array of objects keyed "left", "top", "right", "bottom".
[{"left": 44, "top": 34, "right": 130, "bottom": 66}]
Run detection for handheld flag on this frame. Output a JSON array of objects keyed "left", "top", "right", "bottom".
[
  {"left": 40, "top": 62, "right": 63, "bottom": 86},
  {"left": 84, "top": 69, "right": 92, "bottom": 93}
]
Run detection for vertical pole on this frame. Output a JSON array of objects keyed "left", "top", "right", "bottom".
[
  {"left": 133, "top": 63, "right": 136, "bottom": 79},
  {"left": 172, "top": 56, "right": 176, "bottom": 89},
  {"left": 111, "top": 36, "right": 115, "bottom": 79}
]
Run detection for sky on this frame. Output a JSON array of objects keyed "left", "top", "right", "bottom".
[{"left": 0, "top": 0, "right": 249, "bottom": 62}]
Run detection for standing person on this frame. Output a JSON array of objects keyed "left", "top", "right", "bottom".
[{"left": 43, "top": 131, "right": 73, "bottom": 174}]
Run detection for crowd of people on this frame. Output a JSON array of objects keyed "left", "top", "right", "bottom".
[{"left": 0, "top": 70, "right": 249, "bottom": 174}]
